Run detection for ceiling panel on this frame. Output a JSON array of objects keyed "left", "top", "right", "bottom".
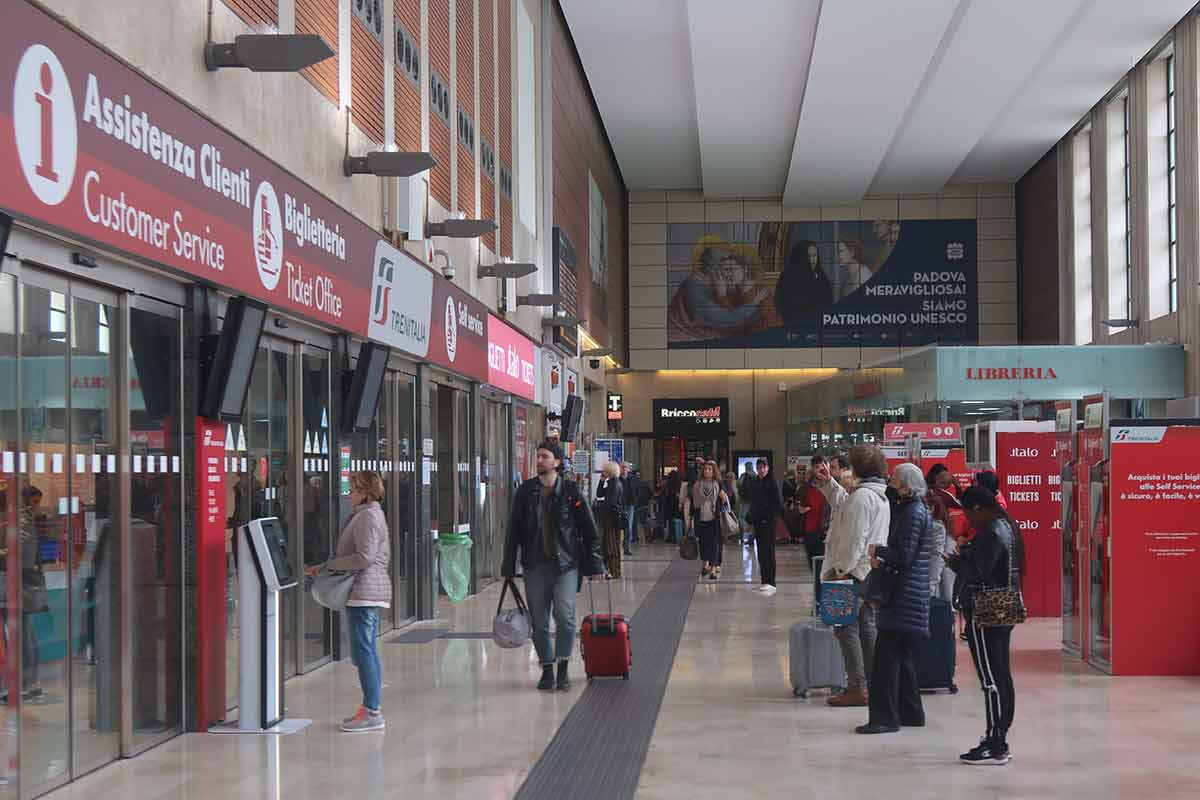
[
  {"left": 687, "top": 0, "right": 819, "bottom": 198},
  {"left": 954, "top": 0, "right": 1198, "bottom": 182},
  {"left": 782, "top": 0, "right": 961, "bottom": 206},
  {"left": 559, "top": 0, "right": 701, "bottom": 190},
  {"left": 872, "top": 0, "right": 1089, "bottom": 194}
]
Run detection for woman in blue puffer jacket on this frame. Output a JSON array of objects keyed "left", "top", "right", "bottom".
[{"left": 856, "top": 462, "right": 932, "bottom": 734}]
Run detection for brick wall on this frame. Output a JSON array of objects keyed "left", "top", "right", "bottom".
[
  {"left": 221, "top": 0, "right": 277, "bottom": 30},
  {"left": 394, "top": 0, "right": 421, "bottom": 152},
  {"left": 550, "top": 4, "right": 628, "bottom": 359},
  {"left": 350, "top": 16, "right": 385, "bottom": 144},
  {"left": 429, "top": 0, "right": 452, "bottom": 208},
  {"left": 627, "top": 186, "right": 1018, "bottom": 370},
  {"left": 479, "top": 0, "right": 496, "bottom": 252},
  {"left": 455, "top": 0, "right": 476, "bottom": 217},
  {"left": 297, "top": 0, "right": 338, "bottom": 106},
  {"left": 497, "top": 0, "right": 513, "bottom": 258}
]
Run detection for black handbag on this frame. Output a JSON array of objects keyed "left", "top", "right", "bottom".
[{"left": 862, "top": 562, "right": 901, "bottom": 608}]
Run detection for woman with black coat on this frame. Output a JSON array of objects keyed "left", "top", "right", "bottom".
[
  {"left": 856, "top": 462, "right": 932, "bottom": 735},
  {"left": 946, "top": 486, "right": 1024, "bottom": 766},
  {"left": 594, "top": 460, "right": 627, "bottom": 578}
]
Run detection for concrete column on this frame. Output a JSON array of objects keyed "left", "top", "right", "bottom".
[
  {"left": 384, "top": 0, "right": 395, "bottom": 149},
  {"left": 1130, "top": 65, "right": 1150, "bottom": 343},
  {"left": 279, "top": 0, "right": 295, "bottom": 34},
  {"left": 1089, "top": 104, "right": 1110, "bottom": 344},
  {"left": 449, "top": 0, "right": 458, "bottom": 213}
]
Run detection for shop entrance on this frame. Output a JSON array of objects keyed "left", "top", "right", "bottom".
[{"left": 0, "top": 269, "right": 185, "bottom": 797}]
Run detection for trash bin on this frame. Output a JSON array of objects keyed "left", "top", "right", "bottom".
[{"left": 436, "top": 533, "right": 473, "bottom": 603}]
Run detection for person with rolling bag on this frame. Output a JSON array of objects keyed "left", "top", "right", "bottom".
[
  {"left": 915, "top": 489, "right": 958, "bottom": 693},
  {"left": 580, "top": 577, "right": 632, "bottom": 680}
]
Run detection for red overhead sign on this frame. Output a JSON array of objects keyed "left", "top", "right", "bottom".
[
  {"left": 882, "top": 422, "right": 960, "bottom": 441},
  {"left": 486, "top": 314, "right": 537, "bottom": 401}
]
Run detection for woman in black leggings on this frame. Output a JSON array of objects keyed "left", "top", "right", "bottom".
[{"left": 947, "top": 486, "right": 1024, "bottom": 766}]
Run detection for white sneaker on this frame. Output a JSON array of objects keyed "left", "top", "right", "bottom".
[{"left": 759, "top": 585, "right": 777, "bottom": 596}]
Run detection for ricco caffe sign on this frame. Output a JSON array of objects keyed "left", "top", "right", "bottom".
[{"left": 653, "top": 398, "right": 729, "bottom": 438}]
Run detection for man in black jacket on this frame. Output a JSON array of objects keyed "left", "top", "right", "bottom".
[
  {"left": 746, "top": 458, "right": 783, "bottom": 595},
  {"left": 502, "top": 441, "right": 604, "bottom": 691}
]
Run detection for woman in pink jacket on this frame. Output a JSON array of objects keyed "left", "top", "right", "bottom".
[{"left": 307, "top": 471, "right": 391, "bottom": 732}]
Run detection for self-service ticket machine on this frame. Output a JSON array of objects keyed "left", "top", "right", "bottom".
[{"left": 211, "top": 517, "right": 310, "bottom": 735}]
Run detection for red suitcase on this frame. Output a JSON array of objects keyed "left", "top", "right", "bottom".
[{"left": 580, "top": 580, "right": 631, "bottom": 680}]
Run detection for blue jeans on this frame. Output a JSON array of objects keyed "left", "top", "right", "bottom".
[
  {"left": 625, "top": 505, "right": 638, "bottom": 545},
  {"left": 523, "top": 562, "right": 578, "bottom": 665},
  {"left": 346, "top": 606, "right": 383, "bottom": 711},
  {"left": 670, "top": 518, "right": 682, "bottom": 543}
]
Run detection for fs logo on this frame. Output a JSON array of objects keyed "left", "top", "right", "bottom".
[
  {"left": 444, "top": 296, "right": 458, "bottom": 362},
  {"left": 252, "top": 181, "right": 283, "bottom": 290},
  {"left": 14, "top": 44, "right": 78, "bottom": 206},
  {"left": 1113, "top": 429, "right": 1129, "bottom": 442},
  {"left": 373, "top": 256, "right": 394, "bottom": 325}
]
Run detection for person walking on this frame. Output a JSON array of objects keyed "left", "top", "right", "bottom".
[
  {"left": 501, "top": 441, "right": 605, "bottom": 691},
  {"left": 856, "top": 463, "right": 932, "bottom": 734},
  {"left": 686, "top": 461, "right": 728, "bottom": 580},
  {"left": 816, "top": 445, "right": 891, "bottom": 708},
  {"left": 621, "top": 463, "right": 641, "bottom": 549},
  {"left": 665, "top": 470, "right": 684, "bottom": 543},
  {"left": 745, "top": 458, "right": 783, "bottom": 595},
  {"left": 306, "top": 471, "right": 391, "bottom": 733},
  {"left": 594, "top": 459, "right": 628, "bottom": 573},
  {"left": 947, "top": 487, "right": 1025, "bottom": 765}
]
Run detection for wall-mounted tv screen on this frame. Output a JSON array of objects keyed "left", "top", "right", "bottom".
[
  {"left": 342, "top": 341, "right": 390, "bottom": 433},
  {"left": 199, "top": 296, "right": 267, "bottom": 419}
]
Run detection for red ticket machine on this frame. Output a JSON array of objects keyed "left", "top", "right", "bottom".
[
  {"left": 1100, "top": 420, "right": 1200, "bottom": 675},
  {"left": 1054, "top": 402, "right": 1081, "bottom": 655}
]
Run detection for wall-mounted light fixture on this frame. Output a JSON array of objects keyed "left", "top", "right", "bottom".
[
  {"left": 478, "top": 261, "right": 537, "bottom": 279},
  {"left": 542, "top": 314, "right": 581, "bottom": 328},
  {"left": 581, "top": 347, "right": 612, "bottom": 358},
  {"left": 517, "top": 293, "right": 560, "bottom": 307},
  {"left": 426, "top": 219, "right": 497, "bottom": 238},
  {"left": 344, "top": 151, "right": 437, "bottom": 178},
  {"left": 1101, "top": 318, "right": 1139, "bottom": 328},
  {"left": 204, "top": 34, "right": 334, "bottom": 72}
]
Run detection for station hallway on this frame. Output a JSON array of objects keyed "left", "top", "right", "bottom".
[{"left": 39, "top": 543, "right": 1198, "bottom": 800}]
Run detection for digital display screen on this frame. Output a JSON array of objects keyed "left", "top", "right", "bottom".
[
  {"left": 258, "top": 518, "right": 295, "bottom": 587},
  {"left": 220, "top": 301, "right": 267, "bottom": 417}
]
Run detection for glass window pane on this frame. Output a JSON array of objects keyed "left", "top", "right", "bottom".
[{"left": 301, "top": 349, "right": 331, "bottom": 664}]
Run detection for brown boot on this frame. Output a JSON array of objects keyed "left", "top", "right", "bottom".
[{"left": 827, "top": 688, "right": 869, "bottom": 707}]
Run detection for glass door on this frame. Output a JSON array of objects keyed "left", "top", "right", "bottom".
[
  {"left": 477, "top": 398, "right": 510, "bottom": 586},
  {"left": 299, "top": 347, "right": 332, "bottom": 671},
  {"left": 388, "top": 374, "right": 416, "bottom": 627}
]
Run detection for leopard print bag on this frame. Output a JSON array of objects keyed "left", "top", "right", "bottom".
[{"left": 971, "top": 527, "right": 1026, "bottom": 628}]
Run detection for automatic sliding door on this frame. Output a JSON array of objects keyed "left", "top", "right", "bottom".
[{"left": 299, "top": 349, "right": 331, "bottom": 670}]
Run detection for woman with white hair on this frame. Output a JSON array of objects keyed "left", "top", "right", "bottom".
[
  {"left": 594, "top": 459, "right": 627, "bottom": 578},
  {"left": 856, "top": 461, "right": 933, "bottom": 735}
]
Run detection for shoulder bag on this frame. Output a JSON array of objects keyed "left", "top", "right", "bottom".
[
  {"left": 311, "top": 567, "right": 358, "bottom": 611},
  {"left": 492, "top": 578, "right": 531, "bottom": 648},
  {"left": 970, "top": 534, "right": 1026, "bottom": 628},
  {"left": 862, "top": 562, "right": 900, "bottom": 609}
]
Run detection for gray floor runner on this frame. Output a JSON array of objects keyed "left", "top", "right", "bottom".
[{"left": 514, "top": 557, "right": 698, "bottom": 800}]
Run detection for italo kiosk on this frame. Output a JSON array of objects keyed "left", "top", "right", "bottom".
[
  {"left": 210, "top": 517, "right": 310, "bottom": 734},
  {"left": 1088, "top": 419, "right": 1200, "bottom": 675}
]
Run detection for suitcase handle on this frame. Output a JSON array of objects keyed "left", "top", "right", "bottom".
[{"left": 587, "top": 578, "right": 617, "bottom": 634}]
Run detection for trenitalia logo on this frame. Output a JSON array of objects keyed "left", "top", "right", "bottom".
[
  {"left": 660, "top": 406, "right": 722, "bottom": 420},
  {"left": 965, "top": 367, "right": 1058, "bottom": 380},
  {"left": 1111, "top": 427, "right": 1166, "bottom": 443}
]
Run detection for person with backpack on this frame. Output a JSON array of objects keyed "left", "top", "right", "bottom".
[
  {"left": 501, "top": 441, "right": 605, "bottom": 691},
  {"left": 945, "top": 487, "right": 1025, "bottom": 765}
]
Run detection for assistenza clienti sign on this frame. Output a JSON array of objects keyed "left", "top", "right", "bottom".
[
  {"left": 653, "top": 398, "right": 729, "bottom": 438},
  {"left": 0, "top": 2, "right": 373, "bottom": 328}
]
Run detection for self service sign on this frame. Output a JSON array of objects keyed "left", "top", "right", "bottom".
[{"left": 653, "top": 398, "right": 729, "bottom": 438}]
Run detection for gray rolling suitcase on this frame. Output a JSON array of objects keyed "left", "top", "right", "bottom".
[{"left": 790, "top": 556, "right": 846, "bottom": 697}]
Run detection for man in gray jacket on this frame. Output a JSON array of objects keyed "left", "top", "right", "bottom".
[{"left": 816, "top": 445, "right": 891, "bottom": 708}]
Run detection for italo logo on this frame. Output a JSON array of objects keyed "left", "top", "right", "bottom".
[
  {"left": 372, "top": 256, "right": 394, "bottom": 325},
  {"left": 252, "top": 181, "right": 283, "bottom": 290},
  {"left": 965, "top": 367, "right": 1058, "bottom": 380},
  {"left": 1010, "top": 448, "right": 1039, "bottom": 457},
  {"left": 660, "top": 406, "right": 721, "bottom": 420},
  {"left": 444, "top": 296, "right": 458, "bottom": 362},
  {"left": 14, "top": 44, "right": 78, "bottom": 206}
]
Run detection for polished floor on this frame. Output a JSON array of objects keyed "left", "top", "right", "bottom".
[{"left": 40, "top": 541, "right": 1200, "bottom": 799}]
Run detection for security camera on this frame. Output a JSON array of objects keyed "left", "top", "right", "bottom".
[
  {"left": 433, "top": 248, "right": 454, "bottom": 279},
  {"left": 589, "top": 358, "right": 601, "bottom": 369}
]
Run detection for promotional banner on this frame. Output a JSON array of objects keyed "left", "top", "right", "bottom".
[
  {"left": 193, "top": 418, "right": 227, "bottom": 729},
  {"left": 667, "top": 218, "right": 977, "bottom": 348},
  {"left": 1108, "top": 423, "right": 1200, "bottom": 674},
  {"left": 994, "top": 431, "right": 1059, "bottom": 617},
  {"left": 652, "top": 398, "right": 730, "bottom": 438},
  {"left": 486, "top": 314, "right": 537, "bottom": 400}
]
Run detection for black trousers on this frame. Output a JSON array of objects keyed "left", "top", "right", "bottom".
[
  {"left": 696, "top": 519, "right": 722, "bottom": 566},
  {"left": 867, "top": 629, "right": 925, "bottom": 728},
  {"left": 966, "top": 619, "right": 1015, "bottom": 744},
  {"left": 753, "top": 520, "right": 776, "bottom": 586}
]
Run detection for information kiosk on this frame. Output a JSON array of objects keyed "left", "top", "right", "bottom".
[{"left": 211, "top": 517, "right": 310, "bottom": 734}]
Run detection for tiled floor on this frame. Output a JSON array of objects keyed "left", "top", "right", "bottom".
[{"left": 40, "top": 542, "right": 1200, "bottom": 799}]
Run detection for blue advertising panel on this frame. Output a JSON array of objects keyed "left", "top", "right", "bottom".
[{"left": 667, "top": 218, "right": 978, "bottom": 349}]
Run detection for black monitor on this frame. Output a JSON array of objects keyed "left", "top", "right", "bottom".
[
  {"left": 256, "top": 517, "right": 296, "bottom": 589},
  {"left": 562, "top": 395, "right": 583, "bottom": 442},
  {"left": 200, "top": 296, "right": 267, "bottom": 419},
  {"left": 342, "top": 341, "right": 389, "bottom": 433},
  {"left": 0, "top": 211, "right": 11, "bottom": 258}
]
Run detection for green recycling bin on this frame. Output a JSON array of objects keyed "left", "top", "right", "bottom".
[{"left": 436, "top": 533, "right": 473, "bottom": 603}]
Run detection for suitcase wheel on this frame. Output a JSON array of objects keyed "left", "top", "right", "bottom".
[
  {"left": 793, "top": 688, "right": 806, "bottom": 698},
  {"left": 949, "top": 683, "right": 959, "bottom": 694}
]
